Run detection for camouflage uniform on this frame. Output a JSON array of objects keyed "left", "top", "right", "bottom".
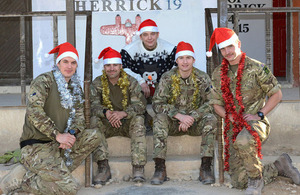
[
  {"left": 152, "top": 67, "right": 217, "bottom": 159},
  {"left": 210, "top": 56, "right": 281, "bottom": 189},
  {"left": 90, "top": 73, "right": 147, "bottom": 166},
  {"left": 19, "top": 71, "right": 101, "bottom": 195}
]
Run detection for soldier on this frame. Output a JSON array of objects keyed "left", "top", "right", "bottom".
[
  {"left": 0, "top": 42, "right": 101, "bottom": 195},
  {"left": 120, "top": 19, "right": 177, "bottom": 132},
  {"left": 90, "top": 47, "right": 147, "bottom": 185},
  {"left": 150, "top": 41, "right": 217, "bottom": 185},
  {"left": 208, "top": 28, "right": 300, "bottom": 195}
]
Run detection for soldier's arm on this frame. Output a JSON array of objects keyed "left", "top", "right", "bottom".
[
  {"left": 124, "top": 77, "right": 146, "bottom": 119},
  {"left": 152, "top": 76, "right": 179, "bottom": 119},
  {"left": 256, "top": 64, "right": 282, "bottom": 115},
  {"left": 90, "top": 77, "right": 109, "bottom": 119},
  {"left": 26, "top": 74, "right": 60, "bottom": 140}
]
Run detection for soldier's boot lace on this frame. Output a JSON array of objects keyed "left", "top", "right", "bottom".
[
  {"left": 151, "top": 158, "right": 167, "bottom": 185},
  {"left": 274, "top": 153, "right": 300, "bottom": 185},
  {"left": 244, "top": 177, "right": 264, "bottom": 195},
  {"left": 0, "top": 164, "right": 27, "bottom": 194},
  {"left": 132, "top": 165, "right": 146, "bottom": 182},
  {"left": 199, "top": 157, "right": 215, "bottom": 185},
  {"left": 93, "top": 159, "right": 111, "bottom": 185}
]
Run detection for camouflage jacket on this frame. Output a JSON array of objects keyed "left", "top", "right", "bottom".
[
  {"left": 90, "top": 73, "right": 146, "bottom": 120},
  {"left": 210, "top": 56, "right": 281, "bottom": 115},
  {"left": 152, "top": 67, "right": 213, "bottom": 122},
  {"left": 20, "top": 71, "right": 86, "bottom": 142}
]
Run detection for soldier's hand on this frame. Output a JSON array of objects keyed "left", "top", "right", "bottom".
[
  {"left": 179, "top": 123, "right": 189, "bottom": 132},
  {"left": 108, "top": 111, "right": 127, "bottom": 128},
  {"left": 243, "top": 114, "right": 260, "bottom": 121},
  {"left": 141, "top": 83, "right": 150, "bottom": 98},
  {"left": 56, "top": 133, "right": 76, "bottom": 148},
  {"left": 174, "top": 113, "right": 194, "bottom": 127}
]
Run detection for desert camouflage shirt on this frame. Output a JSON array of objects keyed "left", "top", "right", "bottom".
[
  {"left": 20, "top": 71, "right": 85, "bottom": 142},
  {"left": 152, "top": 67, "right": 213, "bottom": 122},
  {"left": 210, "top": 56, "right": 281, "bottom": 115},
  {"left": 90, "top": 73, "right": 146, "bottom": 119}
]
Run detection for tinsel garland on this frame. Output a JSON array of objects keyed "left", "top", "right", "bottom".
[
  {"left": 101, "top": 69, "right": 129, "bottom": 110},
  {"left": 220, "top": 52, "right": 262, "bottom": 171},
  {"left": 169, "top": 67, "right": 199, "bottom": 109},
  {"left": 53, "top": 66, "right": 84, "bottom": 166}
]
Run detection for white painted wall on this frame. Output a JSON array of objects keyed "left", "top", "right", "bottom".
[{"left": 31, "top": 0, "right": 217, "bottom": 82}]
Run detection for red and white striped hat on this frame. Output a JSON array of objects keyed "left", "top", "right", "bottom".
[
  {"left": 97, "top": 47, "right": 122, "bottom": 65},
  {"left": 206, "top": 27, "right": 239, "bottom": 57},
  {"left": 48, "top": 42, "right": 79, "bottom": 64},
  {"left": 175, "top": 41, "right": 195, "bottom": 60},
  {"left": 138, "top": 19, "right": 159, "bottom": 34}
]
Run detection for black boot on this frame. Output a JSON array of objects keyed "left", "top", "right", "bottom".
[
  {"left": 132, "top": 165, "right": 146, "bottom": 182},
  {"left": 93, "top": 159, "right": 111, "bottom": 185},
  {"left": 151, "top": 158, "right": 167, "bottom": 185},
  {"left": 274, "top": 153, "right": 300, "bottom": 185},
  {"left": 199, "top": 157, "right": 215, "bottom": 185}
]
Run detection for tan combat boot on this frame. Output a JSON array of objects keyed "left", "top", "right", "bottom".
[
  {"left": 93, "top": 159, "right": 111, "bottom": 185},
  {"left": 274, "top": 153, "right": 300, "bottom": 185},
  {"left": 244, "top": 176, "right": 264, "bottom": 195},
  {"left": 0, "top": 164, "right": 27, "bottom": 194},
  {"left": 199, "top": 157, "right": 215, "bottom": 185},
  {"left": 151, "top": 158, "right": 167, "bottom": 185},
  {"left": 132, "top": 165, "right": 146, "bottom": 182}
]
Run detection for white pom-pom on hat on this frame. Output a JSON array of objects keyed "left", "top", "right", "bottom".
[
  {"left": 44, "top": 53, "right": 50, "bottom": 58},
  {"left": 206, "top": 51, "right": 212, "bottom": 57}
]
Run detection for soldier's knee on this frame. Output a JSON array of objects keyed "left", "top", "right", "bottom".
[
  {"left": 132, "top": 115, "right": 145, "bottom": 125},
  {"left": 154, "top": 113, "right": 168, "bottom": 122},
  {"left": 86, "top": 128, "right": 102, "bottom": 146},
  {"left": 234, "top": 134, "right": 254, "bottom": 149}
]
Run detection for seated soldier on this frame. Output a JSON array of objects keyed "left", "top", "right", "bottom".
[
  {"left": 0, "top": 42, "right": 101, "bottom": 195},
  {"left": 90, "top": 47, "right": 147, "bottom": 185},
  {"left": 150, "top": 41, "right": 217, "bottom": 185}
]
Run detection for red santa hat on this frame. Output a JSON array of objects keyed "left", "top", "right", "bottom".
[
  {"left": 175, "top": 41, "right": 195, "bottom": 60},
  {"left": 138, "top": 19, "right": 159, "bottom": 35},
  {"left": 206, "top": 27, "right": 239, "bottom": 57},
  {"left": 96, "top": 47, "right": 122, "bottom": 65},
  {"left": 48, "top": 42, "right": 79, "bottom": 64}
]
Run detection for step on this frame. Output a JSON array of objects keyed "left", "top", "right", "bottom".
[{"left": 1, "top": 155, "right": 300, "bottom": 188}]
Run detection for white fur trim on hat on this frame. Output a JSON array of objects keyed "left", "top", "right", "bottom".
[
  {"left": 206, "top": 51, "right": 212, "bottom": 57},
  {"left": 56, "top": 51, "right": 79, "bottom": 64},
  {"left": 103, "top": 58, "right": 122, "bottom": 65},
  {"left": 175, "top": 50, "right": 195, "bottom": 60},
  {"left": 218, "top": 33, "right": 239, "bottom": 49},
  {"left": 139, "top": 26, "right": 159, "bottom": 34}
]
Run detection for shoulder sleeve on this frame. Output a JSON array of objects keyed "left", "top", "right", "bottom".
[
  {"left": 90, "top": 76, "right": 108, "bottom": 119},
  {"left": 256, "top": 63, "right": 281, "bottom": 97}
]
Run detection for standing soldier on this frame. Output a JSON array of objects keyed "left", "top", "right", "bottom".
[
  {"left": 0, "top": 42, "right": 101, "bottom": 194},
  {"left": 120, "top": 19, "right": 177, "bottom": 132},
  {"left": 208, "top": 27, "right": 300, "bottom": 195},
  {"left": 151, "top": 41, "right": 217, "bottom": 185},
  {"left": 90, "top": 47, "right": 147, "bottom": 185}
]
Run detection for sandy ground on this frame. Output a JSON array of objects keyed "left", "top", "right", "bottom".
[{"left": 77, "top": 177, "right": 300, "bottom": 195}]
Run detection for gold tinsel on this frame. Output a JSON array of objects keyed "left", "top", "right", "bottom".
[
  {"left": 101, "top": 69, "right": 129, "bottom": 111},
  {"left": 169, "top": 68, "right": 199, "bottom": 109}
]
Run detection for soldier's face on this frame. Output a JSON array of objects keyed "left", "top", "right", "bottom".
[
  {"left": 140, "top": 32, "right": 159, "bottom": 50},
  {"left": 176, "top": 55, "right": 195, "bottom": 73},
  {"left": 104, "top": 64, "right": 122, "bottom": 80},
  {"left": 57, "top": 57, "right": 78, "bottom": 82},
  {"left": 220, "top": 41, "right": 242, "bottom": 65}
]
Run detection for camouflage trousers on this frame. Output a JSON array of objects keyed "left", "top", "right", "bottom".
[
  {"left": 228, "top": 119, "right": 278, "bottom": 189},
  {"left": 20, "top": 129, "right": 101, "bottom": 195},
  {"left": 92, "top": 115, "right": 147, "bottom": 166},
  {"left": 153, "top": 113, "right": 217, "bottom": 159}
]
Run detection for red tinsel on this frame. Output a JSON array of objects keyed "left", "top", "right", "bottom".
[{"left": 220, "top": 52, "right": 262, "bottom": 171}]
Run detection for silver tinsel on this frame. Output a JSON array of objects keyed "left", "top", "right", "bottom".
[{"left": 53, "top": 66, "right": 84, "bottom": 166}]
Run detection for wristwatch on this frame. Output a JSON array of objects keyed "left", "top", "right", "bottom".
[
  {"left": 257, "top": 111, "right": 264, "bottom": 120},
  {"left": 103, "top": 109, "right": 108, "bottom": 115}
]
